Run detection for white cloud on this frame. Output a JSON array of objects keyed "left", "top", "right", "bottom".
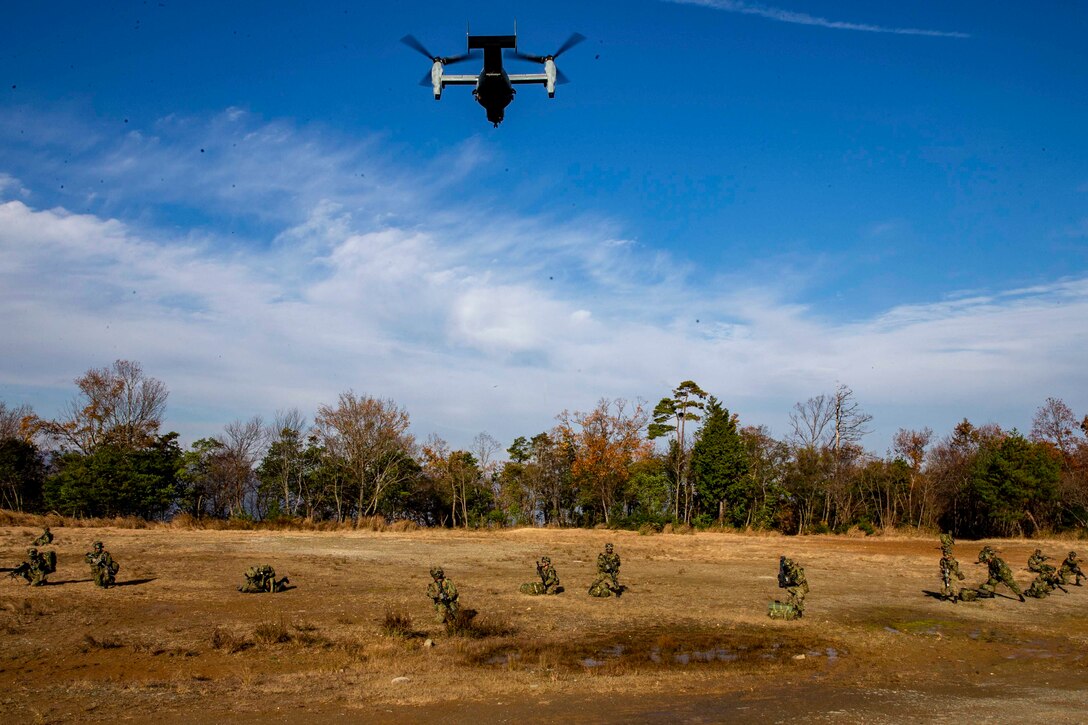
[
  {"left": 666, "top": 0, "right": 970, "bottom": 38},
  {"left": 1, "top": 109, "right": 1084, "bottom": 455}
]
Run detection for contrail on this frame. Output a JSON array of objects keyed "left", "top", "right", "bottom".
[{"left": 668, "top": 0, "right": 970, "bottom": 38}]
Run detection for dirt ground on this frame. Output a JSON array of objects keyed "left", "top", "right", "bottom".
[{"left": 1, "top": 526, "right": 1086, "bottom": 723}]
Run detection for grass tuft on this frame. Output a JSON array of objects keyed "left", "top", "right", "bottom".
[
  {"left": 253, "top": 619, "right": 291, "bottom": 644},
  {"left": 211, "top": 627, "right": 250, "bottom": 653}
]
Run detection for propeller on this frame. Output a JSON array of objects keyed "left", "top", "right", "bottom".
[
  {"left": 400, "top": 34, "right": 477, "bottom": 66},
  {"left": 507, "top": 32, "right": 586, "bottom": 64}
]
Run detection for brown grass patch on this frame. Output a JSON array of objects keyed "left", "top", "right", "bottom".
[
  {"left": 380, "top": 609, "right": 416, "bottom": 638},
  {"left": 211, "top": 627, "right": 250, "bottom": 654},
  {"left": 82, "top": 633, "right": 124, "bottom": 651},
  {"left": 252, "top": 619, "right": 291, "bottom": 645}
]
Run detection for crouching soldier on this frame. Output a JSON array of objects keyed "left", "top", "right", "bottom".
[
  {"left": 769, "top": 555, "right": 809, "bottom": 619},
  {"left": 519, "top": 555, "right": 563, "bottom": 595},
  {"left": 85, "top": 541, "right": 119, "bottom": 588},
  {"left": 10, "top": 547, "right": 56, "bottom": 586},
  {"left": 976, "top": 546, "right": 1024, "bottom": 602},
  {"left": 239, "top": 564, "right": 289, "bottom": 593},
  {"left": 1059, "top": 551, "right": 1085, "bottom": 586},
  {"left": 427, "top": 566, "right": 459, "bottom": 623},
  {"left": 588, "top": 543, "right": 624, "bottom": 597}
]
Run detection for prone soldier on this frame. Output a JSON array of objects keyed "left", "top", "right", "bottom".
[
  {"left": 31, "top": 527, "right": 53, "bottom": 546},
  {"left": 239, "top": 564, "right": 289, "bottom": 593}
]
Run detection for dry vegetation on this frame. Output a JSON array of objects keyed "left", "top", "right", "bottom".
[{"left": 1, "top": 525, "right": 1087, "bottom": 723}]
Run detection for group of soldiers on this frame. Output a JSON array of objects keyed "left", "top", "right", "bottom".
[
  {"left": 8, "top": 528, "right": 119, "bottom": 588},
  {"left": 937, "top": 533, "right": 1085, "bottom": 603}
]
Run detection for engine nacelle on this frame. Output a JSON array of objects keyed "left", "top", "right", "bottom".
[
  {"left": 544, "top": 58, "right": 557, "bottom": 97},
  {"left": 431, "top": 60, "right": 443, "bottom": 99}
]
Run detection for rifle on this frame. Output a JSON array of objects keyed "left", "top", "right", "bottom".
[{"left": 9, "top": 562, "right": 30, "bottom": 579}]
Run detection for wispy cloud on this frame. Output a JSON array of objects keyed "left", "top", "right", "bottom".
[
  {"left": 2, "top": 108, "right": 1083, "bottom": 454},
  {"left": 667, "top": 0, "right": 970, "bottom": 38}
]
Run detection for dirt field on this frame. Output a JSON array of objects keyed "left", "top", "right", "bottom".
[{"left": 2, "top": 526, "right": 1086, "bottom": 723}]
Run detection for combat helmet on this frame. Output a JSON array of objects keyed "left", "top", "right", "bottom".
[
  {"left": 429, "top": 566, "right": 444, "bottom": 579},
  {"left": 978, "top": 546, "right": 994, "bottom": 563},
  {"left": 604, "top": 543, "right": 614, "bottom": 552},
  {"left": 540, "top": 556, "right": 551, "bottom": 564},
  {"left": 1070, "top": 551, "right": 1078, "bottom": 559},
  {"left": 93, "top": 541, "right": 103, "bottom": 550},
  {"left": 27, "top": 547, "right": 37, "bottom": 556}
]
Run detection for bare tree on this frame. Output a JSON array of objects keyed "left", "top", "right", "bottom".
[
  {"left": 789, "top": 393, "right": 835, "bottom": 449},
  {"left": 47, "top": 360, "right": 168, "bottom": 453},
  {"left": 313, "top": 391, "right": 415, "bottom": 523},
  {"left": 0, "top": 402, "right": 38, "bottom": 442},
  {"left": 218, "top": 416, "right": 267, "bottom": 518},
  {"left": 893, "top": 427, "right": 933, "bottom": 527},
  {"left": 264, "top": 408, "right": 308, "bottom": 515},
  {"left": 1031, "top": 397, "right": 1079, "bottom": 458}
]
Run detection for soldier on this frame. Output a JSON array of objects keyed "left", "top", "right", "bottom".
[
  {"left": 85, "top": 541, "right": 119, "bottom": 588},
  {"left": 1059, "top": 551, "right": 1085, "bottom": 586},
  {"left": 9, "top": 547, "right": 56, "bottom": 586},
  {"left": 31, "top": 527, "right": 53, "bottom": 546},
  {"left": 1024, "top": 548, "right": 1063, "bottom": 598},
  {"left": 937, "top": 534, "right": 966, "bottom": 601},
  {"left": 769, "top": 556, "right": 809, "bottom": 619},
  {"left": 588, "top": 542, "right": 623, "bottom": 597},
  {"left": 976, "top": 546, "right": 1025, "bottom": 602},
  {"left": 427, "top": 566, "right": 459, "bottom": 623},
  {"left": 238, "top": 564, "right": 289, "bottom": 593},
  {"left": 519, "top": 555, "right": 563, "bottom": 595}
]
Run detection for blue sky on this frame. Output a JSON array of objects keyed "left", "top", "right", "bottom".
[{"left": 1, "top": 1, "right": 1086, "bottom": 454}]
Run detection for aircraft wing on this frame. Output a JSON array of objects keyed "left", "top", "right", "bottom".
[
  {"left": 441, "top": 75, "right": 478, "bottom": 86},
  {"left": 509, "top": 73, "right": 548, "bottom": 85}
]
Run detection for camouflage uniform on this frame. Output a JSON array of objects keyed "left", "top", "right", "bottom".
[
  {"left": 519, "top": 556, "right": 562, "bottom": 595},
  {"left": 239, "top": 564, "right": 289, "bottom": 593},
  {"left": 10, "top": 547, "right": 55, "bottom": 586},
  {"left": 976, "top": 547, "right": 1024, "bottom": 602},
  {"left": 1024, "top": 548, "right": 1060, "bottom": 598},
  {"left": 938, "top": 535, "right": 966, "bottom": 601},
  {"left": 1059, "top": 551, "right": 1085, "bottom": 586},
  {"left": 85, "top": 541, "right": 119, "bottom": 588},
  {"left": 773, "top": 556, "right": 809, "bottom": 618},
  {"left": 427, "top": 567, "right": 459, "bottom": 623},
  {"left": 588, "top": 543, "right": 622, "bottom": 597},
  {"left": 31, "top": 527, "right": 53, "bottom": 546}
]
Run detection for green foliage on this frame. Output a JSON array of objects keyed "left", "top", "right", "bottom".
[
  {"left": 964, "top": 431, "right": 1060, "bottom": 537},
  {"left": 0, "top": 438, "right": 46, "bottom": 512},
  {"left": 690, "top": 398, "right": 750, "bottom": 525},
  {"left": 44, "top": 433, "right": 183, "bottom": 518}
]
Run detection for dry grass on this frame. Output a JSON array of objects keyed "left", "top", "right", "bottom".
[
  {"left": 211, "top": 627, "right": 250, "bottom": 654},
  {"left": 3, "top": 525, "right": 1088, "bottom": 722},
  {"left": 252, "top": 619, "right": 291, "bottom": 644}
]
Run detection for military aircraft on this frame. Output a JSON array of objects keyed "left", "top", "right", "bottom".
[{"left": 400, "top": 28, "right": 585, "bottom": 127}]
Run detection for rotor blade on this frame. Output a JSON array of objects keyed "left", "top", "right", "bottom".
[
  {"left": 400, "top": 34, "right": 435, "bottom": 60},
  {"left": 440, "top": 50, "right": 479, "bottom": 66},
  {"left": 555, "top": 68, "right": 571, "bottom": 86},
  {"left": 553, "top": 33, "right": 585, "bottom": 58},
  {"left": 505, "top": 48, "right": 547, "bottom": 64},
  {"left": 418, "top": 71, "right": 433, "bottom": 87}
]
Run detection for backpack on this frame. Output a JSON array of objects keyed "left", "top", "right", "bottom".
[{"left": 42, "top": 550, "right": 57, "bottom": 574}]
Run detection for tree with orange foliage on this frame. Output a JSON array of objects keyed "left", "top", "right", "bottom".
[{"left": 557, "top": 398, "right": 652, "bottom": 524}]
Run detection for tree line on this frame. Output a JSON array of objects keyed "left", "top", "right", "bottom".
[{"left": 2, "top": 361, "right": 1086, "bottom": 538}]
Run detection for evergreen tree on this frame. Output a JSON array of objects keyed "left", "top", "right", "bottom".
[{"left": 690, "top": 397, "right": 750, "bottom": 525}]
